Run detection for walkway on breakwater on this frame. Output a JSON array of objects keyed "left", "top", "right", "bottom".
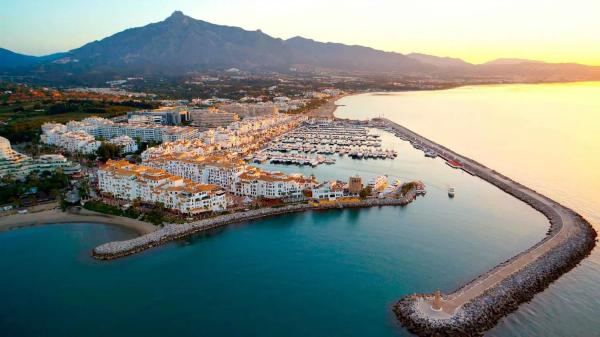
[
  {"left": 92, "top": 192, "right": 417, "bottom": 260},
  {"left": 378, "top": 117, "right": 597, "bottom": 335}
]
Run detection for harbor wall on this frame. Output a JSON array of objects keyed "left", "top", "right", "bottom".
[
  {"left": 379, "top": 118, "right": 597, "bottom": 336},
  {"left": 92, "top": 192, "right": 417, "bottom": 260}
]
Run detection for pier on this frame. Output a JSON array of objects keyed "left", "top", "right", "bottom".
[{"left": 374, "top": 118, "right": 597, "bottom": 336}]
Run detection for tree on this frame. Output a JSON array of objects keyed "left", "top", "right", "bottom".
[
  {"left": 96, "top": 142, "right": 120, "bottom": 162},
  {"left": 145, "top": 202, "right": 167, "bottom": 226},
  {"left": 78, "top": 179, "right": 90, "bottom": 199},
  {"left": 359, "top": 186, "right": 372, "bottom": 199}
]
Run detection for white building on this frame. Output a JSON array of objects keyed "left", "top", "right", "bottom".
[
  {"left": 143, "top": 154, "right": 247, "bottom": 191},
  {"left": 97, "top": 160, "right": 227, "bottom": 214},
  {"left": 108, "top": 135, "right": 138, "bottom": 154},
  {"left": 63, "top": 117, "right": 199, "bottom": 143},
  {"left": 0, "top": 136, "right": 35, "bottom": 179},
  {"left": 311, "top": 181, "right": 345, "bottom": 200},
  {"left": 232, "top": 167, "right": 316, "bottom": 200},
  {"left": 41, "top": 128, "right": 101, "bottom": 154},
  {"left": 0, "top": 136, "right": 80, "bottom": 179}
]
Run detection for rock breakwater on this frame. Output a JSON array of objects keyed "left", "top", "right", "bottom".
[
  {"left": 377, "top": 118, "right": 597, "bottom": 336},
  {"left": 92, "top": 193, "right": 416, "bottom": 260}
]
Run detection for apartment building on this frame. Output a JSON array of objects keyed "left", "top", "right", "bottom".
[{"left": 97, "top": 160, "right": 227, "bottom": 214}]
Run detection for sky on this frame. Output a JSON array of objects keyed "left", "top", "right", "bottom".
[{"left": 1, "top": 0, "right": 600, "bottom": 65}]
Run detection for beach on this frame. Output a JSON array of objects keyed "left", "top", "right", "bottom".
[
  {"left": 0, "top": 207, "right": 157, "bottom": 235},
  {"left": 308, "top": 93, "right": 353, "bottom": 118}
]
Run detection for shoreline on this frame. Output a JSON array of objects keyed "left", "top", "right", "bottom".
[
  {"left": 308, "top": 93, "right": 354, "bottom": 118},
  {"left": 92, "top": 193, "right": 417, "bottom": 260},
  {"left": 378, "top": 118, "right": 597, "bottom": 336},
  {"left": 0, "top": 207, "right": 157, "bottom": 235}
]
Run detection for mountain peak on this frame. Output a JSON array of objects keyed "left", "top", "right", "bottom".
[
  {"left": 166, "top": 10, "right": 191, "bottom": 23},
  {"left": 169, "top": 10, "right": 185, "bottom": 18}
]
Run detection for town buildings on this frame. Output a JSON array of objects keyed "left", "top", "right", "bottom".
[
  {"left": 142, "top": 114, "right": 305, "bottom": 159},
  {"left": 0, "top": 136, "right": 80, "bottom": 179},
  {"left": 143, "top": 153, "right": 317, "bottom": 200},
  {"left": 41, "top": 123, "right": 101, "bottom": 154},
  {"left": 189, "top": 108, "right": 240, "bottom": 129},
  {"left": 126, "top": 107, "right": 189, "bottom": 125},
  {"left": 97, "top": 160, "right": 227, "bottom": 214},
  {"left": 311, "top": 181, "right": 345, "bottom": 200},
  {"left": 232, "top": 167, "right": 317, "bottom": 200},
  {"left": 108, "top": 135, "right": 138, "bottom": 154},
  {"left": 41, "top": 117, "right": 200, "bottom": 152},
  {"left": 219, "top": 102, "right": 278, "bottom": 117}
]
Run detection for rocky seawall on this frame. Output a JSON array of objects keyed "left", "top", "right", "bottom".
[
  {"left": 378, "top": 118, "right": 597, "bottom": 336},
  {"left": 92, "top": 193, "right": 416, "bottom": 260}
]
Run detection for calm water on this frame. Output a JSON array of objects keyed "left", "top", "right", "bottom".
[
  {"left": 336, "top": 82, "right": 600, "bottom": 337},
  {"left": 0, "top": 122, "right": 551, "bottom": 336}
]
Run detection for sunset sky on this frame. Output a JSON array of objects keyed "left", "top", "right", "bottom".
[{"left": 2, "top": 0, "right": 599, "bottom": 65}]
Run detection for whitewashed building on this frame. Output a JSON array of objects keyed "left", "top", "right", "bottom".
[
  {"left": 97, "top": 160, "right": 227, "bottom": 214},
  {"left": 108, "top": 135, "right": 138, "bottom": 154}
]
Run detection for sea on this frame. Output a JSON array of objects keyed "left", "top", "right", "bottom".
[{"left": 0, "top": 82, "right": 598, "bottom": 336}]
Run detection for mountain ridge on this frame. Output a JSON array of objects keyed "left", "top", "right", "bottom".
[{"left": 2, "top": 11, "right": 600, "bottom": 82}]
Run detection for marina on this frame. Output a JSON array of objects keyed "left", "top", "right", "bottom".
[
  {"left": 246, "top": 152, "right": 335, "bottom": 167},
  {"left": 266, "top": 120, "right": 398, "bottom": 162}
]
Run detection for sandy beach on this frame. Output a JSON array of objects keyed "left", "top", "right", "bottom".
[
  {"left": 308, "top": 93, "right": 354, "bottom": 118},
  {"left": 0, "top": 207, "right": 157, "bottom": 235}
]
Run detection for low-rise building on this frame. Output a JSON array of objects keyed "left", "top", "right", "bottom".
[
  {"left": 41, "top": 128, "right": 100, "bottom": 154},
  {"left": 311, "top": 181, "right": 345, "bottom": 200},
  {"left": 0, "top": 136, "right": 80, "bottom": 179},
  {"left": 33, "top": 154, "right": 81, "bottom": 175},
  {"left": 97, "top": 160, "right": 227, "bottom": 214},
  {"left": 232, "top": 167, "right": 316, "bottom": 200},
  {"left": 108, "top": 135, "right": 138, "bottom": 154}
]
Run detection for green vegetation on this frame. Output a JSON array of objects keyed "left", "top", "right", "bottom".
[
  {"left": 0, "top": 98, "right": 158, "bottom": 143},
  {"left": 359, "top": 186, "right": 373, "bottom": 199},
  {"left": 142, "top": 202, "right": 167, "bottom": 226},
  {"left": 401, "top": 181, "right": 419, "bottom": 196},
  {"left": 96, "top": 142, "right": 121, "bottom": 162},
  {"left": 83, "top": 200, "right": 141, "bottom": 219},
  {"left": 0, "top": 171, "right": 69, "bottom": 206}
]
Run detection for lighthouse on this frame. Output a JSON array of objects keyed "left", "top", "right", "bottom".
[{"left": 431, "top": 290, "right": 443, "bottom": 311}]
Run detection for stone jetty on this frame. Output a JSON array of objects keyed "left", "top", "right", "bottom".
[
  {"left": 92, "top": 193, "right": 417, "bottom": 260},
  {"left": 375, "top": 118, "right": 597, "bottom": 336}
]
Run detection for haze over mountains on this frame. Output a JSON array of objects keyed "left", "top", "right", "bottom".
[{"left": 2, "top": 11, "right": 600, "bottom": 82}]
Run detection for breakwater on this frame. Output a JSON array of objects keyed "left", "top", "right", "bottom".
[
  {"left": 376, "top": 118, "right": 597, "bottom": 336},
  {"left": 92, "top": 193, "right": 416, "bottom": 260}
]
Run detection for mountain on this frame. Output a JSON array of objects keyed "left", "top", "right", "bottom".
[
  {"left": 45, "top": 11, "right": 430, "bottom": 76},
  {"left": 484, "top": 58, "right": 544, "bottom": 65},
  {"left": 285, "top": 37, "right": 429, "bottom": 74},
  {"left": 2, "top": 11, "right": 600, "bottom": 82},
  {"left": 0, "top": 48, "right": 40, "bottom": 69},
  {"left": 407, "top": 53, "right": 471, "bottom": 68},
  {"left": 63, "top": 11, "right": 291, "bottom": 74},
  {"left": 0, "top": 48, "right": 67, "bottom": 70}
]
